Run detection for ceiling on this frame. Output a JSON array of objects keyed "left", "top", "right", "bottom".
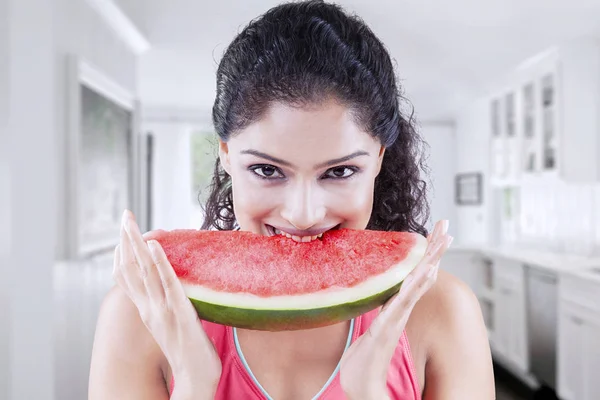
[{"left": 116, "top": 0, "right": 600, "bottom": 122}]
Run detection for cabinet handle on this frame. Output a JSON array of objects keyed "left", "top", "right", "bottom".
[
  {"left": 533, "top": 274, "right": 557, "bottom": 284},
  {"left": 570, "top": 316, "right": 584, "bottom": 325}
]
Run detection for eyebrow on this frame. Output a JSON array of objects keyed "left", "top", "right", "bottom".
[{"left": 239, "top": 149, "right": 370, "bottom": 169}]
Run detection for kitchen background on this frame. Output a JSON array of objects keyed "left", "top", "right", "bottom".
[{"left": 3, "top": 0, "right": 600, "bottom": 399}]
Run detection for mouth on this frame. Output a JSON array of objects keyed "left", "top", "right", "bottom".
[{"left": 265, "top": 224, "right": 341, "bottom": 243}]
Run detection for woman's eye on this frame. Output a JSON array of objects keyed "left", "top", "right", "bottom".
[
  {"left": 324, "top": 166, "right": 356, "bottom": 179},
  {"left": 250, "top": 165, "right": 284, "bottom": 179}
]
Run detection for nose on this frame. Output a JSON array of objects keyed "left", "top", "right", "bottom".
[{"left": 280, "top": 181, "right": 326, "bottom": 230}]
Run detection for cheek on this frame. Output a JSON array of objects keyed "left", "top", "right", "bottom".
[
  {"left": 326, "top": 178, "right": 376, "bottom": 225},
  {"left": 230, "top": 174, "right": 278, "bottom": 219}
]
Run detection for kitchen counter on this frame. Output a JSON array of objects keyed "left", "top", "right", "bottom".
[
  {"left": 447, "top": 243, "right": 600, "bottom": 275},
  {"left": 448, "top": 241, "right": 600, "bottom": 397},
  {"left": 561, "top": 264, "right": 600, "bottom": 284}
]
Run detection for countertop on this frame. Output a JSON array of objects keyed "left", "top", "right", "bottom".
[
  {"left": 560, "top": 264, "right": 600, "bottom": 284},
  {"left": 447, "top": 242, "right": 600, "bottom": 278}
]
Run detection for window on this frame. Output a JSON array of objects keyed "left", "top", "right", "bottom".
[{"left": 190, "top": 130, "right": 218, "bottom": 227}]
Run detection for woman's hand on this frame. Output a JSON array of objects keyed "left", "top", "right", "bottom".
[
  {"left": 339, "top": 220, "right": 452, "bottom": 400},
  {"left": 113, "top": 210, "right": 222, "bottom": 399}
]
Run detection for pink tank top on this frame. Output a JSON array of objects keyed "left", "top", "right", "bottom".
[{"left": 169, "top": 309, "right": 421, "bottom": 399}]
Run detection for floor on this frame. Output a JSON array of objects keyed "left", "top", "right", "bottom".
[
  {"left": 496, "top": 382, "right": 529, "bottom": 400},
  {"left": 494, "top": 362, "right": 560, "bottom": 400}
]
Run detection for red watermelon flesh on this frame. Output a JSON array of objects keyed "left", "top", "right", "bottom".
[{"left": 148, "top": 228, "right": 420, "bottom": 296}]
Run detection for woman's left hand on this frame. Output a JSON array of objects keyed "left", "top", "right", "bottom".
[{"left": 339, "top": 220, "right": 452, "bottom": 400}]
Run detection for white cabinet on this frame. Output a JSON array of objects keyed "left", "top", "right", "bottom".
[
  {"left": 440, "top": 250, "right": 485, "bottom": 293},
  {"left": 587, "top": 323, "right": 600, "bottom": 399},
  {"left": 493, "top": 277, "right": 513, "bottom": 358},
  {"left": 557, "top": 307, "right": 585, "bottom": 400},
  {"left": 490, "top": 89, "right": 521, "bottom": 184},
  {"left": 515, "top": 51, "right": 560, "bottom": 177},
  {"left": 490, "top": 93, "right": 518, "bottom": 182},
  {"left": 558, "top": 302, "right": 600, "bottom": 400},
  {"left": 558, "top": 274, "right": 600, "bottom": 400},
  {"left": 521, "top": 80, "right": 538, "bottom": 173},
  {"left": 442, "top": 251, "right": 498, "bottom": 336},
  {"left": 490, "top": 258, "right": 529, "bottom": 373},
  {"left": 489, "top": 37, "right": 600, "bottom": 184},
  {"left": 558, "top": 39, "right": 600, "bottom": 182}
]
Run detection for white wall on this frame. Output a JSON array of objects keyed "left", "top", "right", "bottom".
[
  {"left": 53, "top": 0, "right": 137, "bottom": 260},
  {"left": 3, "top": 0, "right": 138, "bottom": 398},
  {"left": 454, "top": 97, "right": 492, "bottom": 244},
  {"left": 420, "top": 123, "right": 457, "bottom": 235},
  {"left": 1, "top": 1, "right": 10, "bottom": 397},
  {"left": 49, "top": 2, "right": 139, "bottom": 399},
  {"left": 138, "top": 49, "right": 216, "bottom": 112},
  {"left": 7, "top": 0, "right": 58, "bottom": 398}
]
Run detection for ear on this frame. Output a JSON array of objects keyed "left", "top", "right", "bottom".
[
  {"left": 218, "top": 139, "right": 232, "bottom": 175},
  {"left": 376, "top": 145, "right": 386, "bottom": 174}
]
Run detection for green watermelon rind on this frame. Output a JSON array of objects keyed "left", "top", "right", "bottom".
[{"left": 188, "top": 279, "right": 404, "bottom": 331}]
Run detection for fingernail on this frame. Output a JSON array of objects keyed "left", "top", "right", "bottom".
[
  {"left": 147, "top": 240, "right": 158, "bottom": 258},
  {"left": 443, "top": 220, "right": 449, "bottom": 234},
  {"left": 122, "top": 210, "right": 130, "bottom": 230},
  {"left": 113, "top": 246, "right": 119, "bottom": 274},
  {"left": 427, "top": 264, "right": 438, "bottom": 278}
]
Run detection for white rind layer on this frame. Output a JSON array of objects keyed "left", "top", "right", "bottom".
[{"left": 182, "top": 234, "right": 428, "bottom": 310}]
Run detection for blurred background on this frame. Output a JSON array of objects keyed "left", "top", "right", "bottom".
[{"left": 3, "top": 0, "right": 600, "bottom": 399}]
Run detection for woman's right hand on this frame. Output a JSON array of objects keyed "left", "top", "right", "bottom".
[{"left": 113, "top": 210, "right": 222, "bottom": 399}]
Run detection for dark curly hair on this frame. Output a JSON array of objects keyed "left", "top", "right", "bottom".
[{"left": 200, "top": 0, "right": 430, "bottom": 237}]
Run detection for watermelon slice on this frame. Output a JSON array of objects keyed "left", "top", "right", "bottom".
[{"left": 144, "top": 228, "right": 427, "bottom": 331}]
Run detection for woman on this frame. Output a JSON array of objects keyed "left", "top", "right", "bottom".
[{"left": 89, "top": 1, "right": 495, "bottom": 399}]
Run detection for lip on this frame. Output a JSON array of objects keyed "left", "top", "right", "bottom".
[{"left": 266, "top": 224, "right": 341, "bottom": 237}]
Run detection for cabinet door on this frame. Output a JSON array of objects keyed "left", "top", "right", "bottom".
[
  {"left": 521, "top": 80, "right": 539, "bottom": 174},
  {"left": 583, "top": 317, "right": 600, "bottom": 400},
  {"left": 440, "top": 251, "right": 491, "bottom": 295},
  {"left": 504, "top": 91, "right": 520, "bottom": 180},
  {"left": 495, "top": 277, "right": 528, "bottom": 372},
  {"left": 440, "top": 252, "right": 474, "bottom": 287},
  {"left": 558, "top": 309, "right": 586, "bottom": 400},
  {"left": 493, "top": 278, "right": 514, "bottom": 360},
  {"left": 490, "top": 97, "right": 506, "bottom": 180},
  {"left": 493, "top": 283, "right": 507, "bottom": 356},
  {"left": 539, "top": 70, "right": 559, "bottom": 173},
  {"left": 510, "top": 288, "right": 529, "bottom": 372}
]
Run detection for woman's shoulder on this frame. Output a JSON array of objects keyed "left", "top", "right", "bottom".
[
  {"left": 406, "top": 269, "right": 494, "bottom": 394},
  {"left": 92, "top": 286, "right": 169, "bottom": 376},
  {"left": 409, "top": 269, "right": 484, "bottom": 347},
  {"left": 421, "top": 269, "right": 480, "bottom": 321}
]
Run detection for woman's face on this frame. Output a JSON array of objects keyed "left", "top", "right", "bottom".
[{"left": 219, "top": 99, "right": 385, "bottom": 241}]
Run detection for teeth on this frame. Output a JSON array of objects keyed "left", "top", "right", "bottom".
[{"left": 272, "top": 227, "right": 323, "bottom": 242}]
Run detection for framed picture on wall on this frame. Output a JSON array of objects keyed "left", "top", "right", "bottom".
[
  {"left": 455, "top": 172, "right": 483, "bottom": 206},
  {"left": 65, "top": 54, "right": 140, "bottom": 260}
]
